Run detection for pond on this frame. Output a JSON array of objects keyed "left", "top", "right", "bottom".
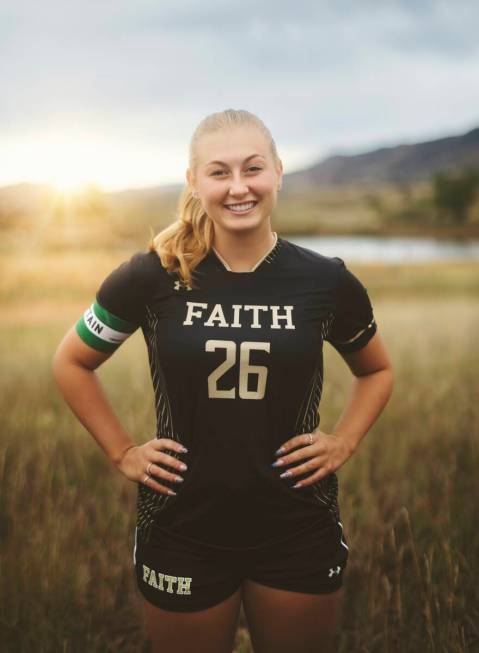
[{"left": 287, "top": 235, "right": 479, "bottom": 263}]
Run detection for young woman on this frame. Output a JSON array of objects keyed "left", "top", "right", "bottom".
[{"left": 52, "top": 109, "right": 394, "bottom": 653}]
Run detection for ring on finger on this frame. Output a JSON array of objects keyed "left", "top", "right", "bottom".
[
  {"left": 146, "top": 462, "right": 153, "bottom": 476},
  {"left": 143, "top": 474, "right": 150, "bottom": 484},
  {"left": 308, "top": 433, "right": 314, "bottom": 446}
]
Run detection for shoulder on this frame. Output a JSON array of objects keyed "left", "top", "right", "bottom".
[
  {"left": 120, "top": 248, "right": 174, "bottom": 291},
  {"left": 95, "top": 249, "right": 171, "bottom": 315},
  {"left": 279, "top": 238, "right": 343, "bottom": 284},
  {"left": 128, "top": 248, "right": 170, "bottom": 277}
]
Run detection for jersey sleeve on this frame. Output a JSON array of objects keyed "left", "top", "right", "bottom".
[
  {"left": 324, "top": 257, "right": 377, "bottom": 354},
  {"left": 75, "top": 252, "right": 147, "bottom": 354}
]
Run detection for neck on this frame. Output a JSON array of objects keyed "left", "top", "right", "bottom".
[{"left": 212, "top": 228, "right": 277, "bottom": 273}]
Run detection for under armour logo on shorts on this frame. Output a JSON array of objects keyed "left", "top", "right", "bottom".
[{"left": 328, "top": 565, "right": 341, "bottom": 577}]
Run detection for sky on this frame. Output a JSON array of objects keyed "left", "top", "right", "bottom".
[{"left": 1, "top": 0, "right": 479, "bottom": 192}]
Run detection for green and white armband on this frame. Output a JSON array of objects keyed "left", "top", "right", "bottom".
[{"left": 75, "top": 301, "right": 138, "bottom": 353}]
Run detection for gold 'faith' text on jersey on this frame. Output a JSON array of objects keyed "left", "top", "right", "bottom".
[{"left": 182, "top": 301, "right": 296, "bottom": 330}]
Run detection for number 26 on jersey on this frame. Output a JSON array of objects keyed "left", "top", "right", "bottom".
[{"left": 206, "top": 340, "right": 270, "bottom": 400}]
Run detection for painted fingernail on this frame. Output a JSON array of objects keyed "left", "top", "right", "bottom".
[
  {"left": 292, "top": 482, "right": 302, "bottom": 488},
  {"left": 276, "top": 447, "right": 285, "bottom": 455},
  {"left": 180, "top": 447, "right": 188, "bottom": 453},
  {"left": 280, "top": 471, "right": 292, "bottom": 478},
  {"left": 167, "top": 490, "right": 177, "bottom": 496},
  {"left": 271, "top": 459, "right": 283, "bottom": 467}
]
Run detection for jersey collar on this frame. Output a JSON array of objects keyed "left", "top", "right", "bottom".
[{"left": 210, "top": 232, "right": 280, "bottom": 273}]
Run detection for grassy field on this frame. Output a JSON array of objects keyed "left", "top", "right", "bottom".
[{"left": 1, "top": 248, "right": 478, "bottom": 652}]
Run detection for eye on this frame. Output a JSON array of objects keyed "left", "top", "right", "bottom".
[{"left": 210, "top": 165, "right": 263, "bottom": 177}]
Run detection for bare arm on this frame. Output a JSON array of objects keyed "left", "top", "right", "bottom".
[
  {"left": 51, "top": 325, "right": 136, "bottom": 465},
  {"left": 51, "top": 325, "right": 188, "bottom": 494},
  {"left": 272, "top": 331, "right": 394, "bottom": 486},
  {"left": 328, "top": 329, "right": 395, "bottom": 456}
]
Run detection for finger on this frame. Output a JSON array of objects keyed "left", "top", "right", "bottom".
[
  {"left": 292, "top": 466, "right": 333, "bottom": 488},
  {"left": 278, "top": 456, "right": 322, "bottom": 479},
  {"left": 275, "top": 432, "right": 316, "bottom": 456},
  {"left": 147, "top": 462, "right": 184, "bottom": 485},
  {"left": 150, "top": 438, "right": 188, "bottom": 454},
  {"left": 292, "top": 460, "right": 336, "bottom": 485},
  {"left": 274, "top": 444, "right": 319, "bottom": 467},
  {"left": 141, "top": 475, "right": 177, "bottom": 496},
  {"left": 151, "top": 450, "right": 188, "bottom": 472}
]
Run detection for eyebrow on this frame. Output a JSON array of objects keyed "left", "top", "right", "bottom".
[{"left": 205, "top": 154, "right": 265, "bottom": 167}]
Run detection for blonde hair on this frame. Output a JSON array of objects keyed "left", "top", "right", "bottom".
[{"left": 147, "top": 108, "right": 281, "bottom": 289}]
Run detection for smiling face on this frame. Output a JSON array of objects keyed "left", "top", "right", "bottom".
[{"left": 186, "top": 124, "right": 283, "bottom": 237}]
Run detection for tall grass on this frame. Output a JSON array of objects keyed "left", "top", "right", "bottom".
[{"left": 1, "top": 261, "right": 478, "bottom": 651}]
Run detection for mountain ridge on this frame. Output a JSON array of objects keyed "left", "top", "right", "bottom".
[{"left": 1, "top": 124, "right": 478, "bottom": 208}]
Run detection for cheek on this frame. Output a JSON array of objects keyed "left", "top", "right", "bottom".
[
  {"left": 201, "top": 186, "right": 225, "bottom": 206},
  {"left": 211, "top": 191, "right": 228, "bottom": 206},
  {"left": 252, "top": 173, "right": 276, "bottom": 195}
]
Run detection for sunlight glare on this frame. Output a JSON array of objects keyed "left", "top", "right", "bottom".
[{"left": 4, "top": 127, "right": 187, "bottom": 191}]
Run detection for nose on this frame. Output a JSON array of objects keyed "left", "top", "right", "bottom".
[
  {"left": 227, "top": 173, "right": 250, "bottom": 198},
  {"left": 227, "top": 186, "right": 250, "bottom": 202}
]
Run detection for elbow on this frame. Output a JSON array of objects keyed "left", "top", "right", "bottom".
[
  {"left": 367, "top": 364, "right": 395, "bottom": 396},
  {"left": 51, "top": 348, "right": 75, "bottom": 384},
  {"left": 383, "top": 365, "right": 395, "bottom": 398},
  {"left": 51, "top": 350, "right": 64, "bottom": 385}
]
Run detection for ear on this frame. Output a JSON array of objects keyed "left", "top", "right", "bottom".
[
  {"left": 276, "top": 159, "right": 284, "bottom": 188},
  {"left": 186, "top": 168, "right": 194, "bottom": 187}
]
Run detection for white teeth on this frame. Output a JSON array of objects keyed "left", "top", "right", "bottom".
[{"left": 225, "top": 201, "right": 256, "bottom": 212}]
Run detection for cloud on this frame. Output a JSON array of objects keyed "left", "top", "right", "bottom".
[{"left": 1, "top": 0, "right": 478, "bottom": 187}]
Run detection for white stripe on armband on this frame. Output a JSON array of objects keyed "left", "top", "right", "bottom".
[{"left": 82, "top": 303, "right": 132, "bottom": 345}]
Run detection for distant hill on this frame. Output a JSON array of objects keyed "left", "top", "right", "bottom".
[
  {"left": 283, "top": 125, "right": 479, "bottom": 190},
  {"left": 1, "top": 124, "right": 479, "bottom": 221}
]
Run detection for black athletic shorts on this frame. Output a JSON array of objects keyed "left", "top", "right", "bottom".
[{"left": 132, "top": 517, "right": 349, "bottom": 613}]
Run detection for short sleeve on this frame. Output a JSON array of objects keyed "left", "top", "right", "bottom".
[
  {"left": 324, "top": 257, "right": 377, "bottom": 354},
  {"left": 75, "top": 252, "right": 146, "bottom": 354}
]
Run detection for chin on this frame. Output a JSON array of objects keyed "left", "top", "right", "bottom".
[{"left": 225, "top": 217, "right": 266, "bottom": 232}]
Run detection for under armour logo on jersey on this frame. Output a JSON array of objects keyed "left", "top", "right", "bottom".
[
  {"left": 328, "top": 566, "right": 341, "bottom": 577},
  {"left": 174, "top": 280, "right": 192, "bottom": 292}
]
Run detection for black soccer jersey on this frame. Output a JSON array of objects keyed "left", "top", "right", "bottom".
[{"left": 76, "top": 234, "right": 377, "bottom": 550}]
